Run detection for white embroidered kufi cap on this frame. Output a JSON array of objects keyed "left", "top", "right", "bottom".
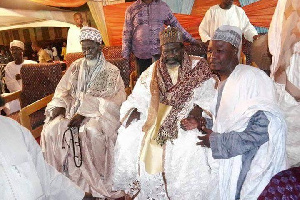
[
  {"left": 80, "top": 26, "right": 102, "bottom": 44},
  {"left": 10, "top": 40, "right": 24, "bottom": 50},
  {"left": 212, "top": 25, "right": 242, "bottom": 49}
]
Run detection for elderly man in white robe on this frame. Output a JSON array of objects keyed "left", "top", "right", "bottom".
[
  {"left": 41, "top": 27, "right": 126, "bottom": 199},
  {"left": 3, "top": 40, "right": 36, "bottom": 114},
  {"left": 195, "top": 25, "right": 286, "bottom": 200},
  {"left": 0, "top": 90, "right": 85, "bottom": 200},
  {"left": 199, "top": 0, "right": 258, "bottom": 43},
  {"left": 113, "top": 26, "right": 217, "bottom": 199}
]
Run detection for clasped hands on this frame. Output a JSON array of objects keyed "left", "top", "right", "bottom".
[
  {"left": 49, "top": 107, "right": 85, "bottom": 128},
  {"left": 180, "top": 105, "right": 212, "bottom": 148}
]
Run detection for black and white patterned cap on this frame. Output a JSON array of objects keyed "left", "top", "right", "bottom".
[
  {"left": 80, "top": 26, "right": 102, "bottom": 44},
  {"left": 212, "top": 25, "right": 242, "bottom": 49}
]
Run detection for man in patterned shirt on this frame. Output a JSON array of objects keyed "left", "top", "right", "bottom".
[{"left": 122, "top": 0, "right": 200, "bottom": 76}]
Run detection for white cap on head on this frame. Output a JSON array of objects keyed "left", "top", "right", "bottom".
[
  {"left": 80, "top": 26, "right": 102, "bottom": 44},
  {"left": 212, "top": 25, "right": 242, "bottom": 49},
  {"left": 10, "top": 40, "right": 24, "bottom": 50}
]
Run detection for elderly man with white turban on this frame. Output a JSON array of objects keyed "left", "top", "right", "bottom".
[
  {"left": 3, "top": 40, "right": 36, "bottom": 114},
  {"left": 41, "top": 27, "right": 126, "bottom": 199},
  {"left": 196, "top": 25, "right": 287, "bottom": 200}
]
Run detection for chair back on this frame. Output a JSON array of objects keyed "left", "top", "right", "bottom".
[
  {"left": 65, "top": 52, "right": 84, "bottom": 69},
  {"left": 20, "top": 63, "right": 62, "bottom": 108}
]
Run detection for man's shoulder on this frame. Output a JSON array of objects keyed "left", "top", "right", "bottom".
[
  {"left": 105, "top": 60, "right": 121, "bottom": 74},
  {"left": 4, "top": 61, "right": 15, "bottom": 69},
  {"left": 23, "top": 60, "right": 37, "bottom": 64},
  {"left": 234, "top": 64, "right": 270, "bottom": 82},
  {"left": 231, "top": 4, "right": 246, "bottom": 13}
]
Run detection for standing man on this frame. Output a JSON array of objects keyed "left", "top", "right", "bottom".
[
  {"left": 197, "top": 25, "right": 286, "bottom": 199},
  {"left": 4, "top": 40, "right": 36, "bottom": 114},
  {"left": 31, "top": 42, "right": 52, "bottom": 63},
  {"left": 122, "top": 0, "right": 200, "bottom": 76},
  {"left": 199, "top": 0, "right": 258, "bottom": 44},
  {"left": 67, "top": 12, "right": 84, "bottom": 54},
  {"left": 41, "top": 27, "right": 126, "bottom": 199},
  {"left": 114, "top": 27, "right": 216, "bottom": 199}
]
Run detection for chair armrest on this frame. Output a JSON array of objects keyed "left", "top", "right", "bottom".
[
  {"left": 19, "top": 94, "right": 53, "bottom": 138},
  {"left": 1, "top": 90, "right": 21, "bottom": 103}
]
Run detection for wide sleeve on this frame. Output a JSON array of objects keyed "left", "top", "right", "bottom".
[
  {"left": 164, "top": 5, "right": 196, "bottom": 44},
  {"left": 240, "top": 9, "right": 258, "bottom": 42},
  {"left": 45, "top": 62, "right": 75, "bottom": 117},
  {"left": 122, "top": 7, "right": 134, "bottom": 59},
  {"left": 21, "top": 125, "right": 85, "bottom": 200},
  {"left": 4, "top": 63, "right": 22, "bottom": 92},
  {"left": 210, "top": 110, "right": 269, "bottom": 159},
  {"left": 198, "top": 9, "right": 212, "bottom": 43}
]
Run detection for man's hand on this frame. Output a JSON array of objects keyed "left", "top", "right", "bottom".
[
  {"left": 125, "top": 108, "right": 140, "bottom": 128},
  {"left": 197, "top": 126, "right": 213, "bottom": 148},
  {"left": 253, "top": 35, "right": 259, "bottom": 41},
  {"left": 180, "top": 117, "right": 206, "bottom": 131},
  {"left": 68, "top": 113, "right": 85, "bottom": 128},
  {"left": 15, "top": 74, "right": 21, "bottom": 80},
  {"left": 49, "top": 107, "right": 66, "bottom": 121}
]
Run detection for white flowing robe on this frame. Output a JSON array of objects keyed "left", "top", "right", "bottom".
[
  {"left": 199, "top": 5, "right": 258, "bottom": 43},
  {"left": 0, "top": 115, "right": 84, "bottom": 200},
  {"left": 41, "top": 55, "right": 126, "bottom": 198},
  {"left": 113, "top": 58, "right": 217, "bottom": 199},
  {"left": 209, "top": 65, "right": 286, "bottom": 200},
  {"left": 66, "top": 25, "right": 82, "bottom": 54},
  {"left": 268, "top": 0, "right": 300, "bottom": 167},
  {"left": 3, "top": 60, "right": 36, "bottom": 114}
]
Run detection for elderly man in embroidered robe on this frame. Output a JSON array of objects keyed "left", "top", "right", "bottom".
[
  {"left": 195, "top": 25, "right": 286, "bottom": 200},
  {"left": 113, "top": 26, "right": 216, "bottom": 199},
  {"left": 41, "top": 27, "right": 126, "bottom": 199}
]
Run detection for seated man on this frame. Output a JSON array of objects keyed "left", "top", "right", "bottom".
[
  {"left": 4, "top": 40, "right": 36, "bottom": 114},
  {"left": 199, "top": 0, "right": 258, "bottom": 43},
  {"left": 197, "top": 25, "right": 286, "bottom": 199},
  {"left": 41, "top": 27, "right": 126, "bottom": 199},
  {"left": 113, "top": 27, "right": 216, "bottom": 199},
  {"left": 0, "top": 90, "right": 85, "bottom": 199},
  {"left": 31, "top": 42, "right": 52, "bottom": 63}
]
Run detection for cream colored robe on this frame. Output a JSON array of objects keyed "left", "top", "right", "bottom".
[{"left": 41, "top": 55, "right": 126, "bottom": 199}]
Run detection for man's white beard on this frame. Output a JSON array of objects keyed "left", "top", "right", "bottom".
[
  {"left": 86, "top": 59, "right": 98, "bottom": 67},
  {"left": 86, "top": 54, "right": 100, "bottom": 67}
]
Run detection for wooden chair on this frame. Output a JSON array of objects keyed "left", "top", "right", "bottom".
[
  {"left": 19, "top": 63, "right": 62, "bottom": 138},
  {"left": 19, "top": 94, "right": 53, "bottom": 139}
]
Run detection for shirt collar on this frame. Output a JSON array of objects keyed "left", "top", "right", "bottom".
[{"left": 137, "top": 0, "right": 160, "bottom": 5}]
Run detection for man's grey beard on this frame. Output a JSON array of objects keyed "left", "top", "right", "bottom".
[{"left": 166, "top": 62, "right": 180, "bottom": 68}]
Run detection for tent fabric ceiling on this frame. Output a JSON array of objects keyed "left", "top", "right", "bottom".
[{"left": 28, "top": 0, "right": 87, "bottom": 8}]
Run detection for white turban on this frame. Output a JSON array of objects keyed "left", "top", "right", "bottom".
[
  {"left": 80, "top": 26, "right": 102, "bottom": 44},
  {"left": 212, "top": 25, "right": 242, "bottom": 49},
  {"left": 10, "top": 40, "right": 24, "bottom": 50}
]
